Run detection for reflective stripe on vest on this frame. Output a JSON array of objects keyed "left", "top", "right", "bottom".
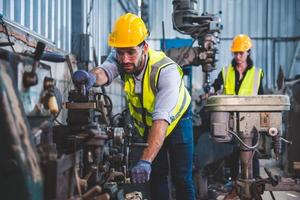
[
  {"left": 222, "top": 65, "right": 262, "bottom": 96},
  {"left": 124, "top": 48, "right": 191, "bottom": 137}
]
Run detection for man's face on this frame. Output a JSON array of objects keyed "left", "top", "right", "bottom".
[
  {"left": 115, "top": 45, "right": 146, "bottom": 74},
  {"left": 233, "top": 51, "right": 249, "bottom": 64}
]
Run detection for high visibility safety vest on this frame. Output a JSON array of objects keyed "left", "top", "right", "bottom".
[
  {"left": 222, "top": 64, "right": 262, "bottom": 95},
  {"left": 123, "top": 48, "right": 191, "bottom": 137}
]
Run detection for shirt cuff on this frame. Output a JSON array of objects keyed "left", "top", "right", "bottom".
[{"left": 152, "top": 111, "right": 171, "bottom": 124}]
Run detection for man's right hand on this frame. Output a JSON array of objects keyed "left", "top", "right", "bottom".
[{"left": 72, "top": 70, "right": 96, "bottom": 90}]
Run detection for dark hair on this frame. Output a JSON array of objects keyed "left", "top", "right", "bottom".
[
  {"left": 138, "top": 41, "right": 145, "bottom": 47},
  {"left": 231, "top": 50, "right": 253, "bottom": 68}
]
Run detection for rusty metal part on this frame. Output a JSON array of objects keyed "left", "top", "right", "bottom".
[
  {"left": 75, "top": 165, "right": 82, "bottom": 197},
  {"left": 125, "top": 191, "right": 143, "bottom": 200},
  {"left": 79, "top": 179, "right": 87, "bottom": 191},
  {"left": 260, "top": 112, "right": 270, "bottom": 127},
  {"left": 98, "top": 100, "right": 110, "bottom": 124},
  {"left": 237, "top": 179, "right": 256, "bottom": 200},
  {"left": 22, "top": 41, "right": 45, "bottom": 88},
  {"left": 272, "top": 133, "right": 281, "bottom": 160},
  {"left": 65, "top": 54, "right": 75, "bottom": 75},
  {"left": 43, "top": 76, "right": 56, "bottom": 90},
  {"left": 86, "top": 135, "right": 108, "bottom": 146},
  {"left": 210, "top": 112, "right": 231, "bottom": 142},
  {"left": 108, "top": 168, "right": 125, "bottom": 182},
  {"left": 0, "top": 62, "right": 43, "bottom": 199},
  {"left": 247, "top": 170, "right": 300, "bottom": 198},
  {"left": 294, "top": 162, "right": 300, "bottom": 170},
  {"left": 65, "top": 102, "right": 97, "bottom": 109},
  {"left": 166, "top": 47, "right": 201, "bottom": 67},
  {"left": 206, "top": 95, "right": 291, "bottom": 199},
  {"left": 23, "top": 71, "right": 38, "bottom": 87},
  {"left": 113, "top": 127, "right": 124, "bottom": 145},
  {"left": 84, "top": 165, "right": 98, "bottom": 181},
  {"left": 265, "top": 177, "right": 300, "bottom": 192},
  {"left": 94, "top": 193, "right": 110, "bottom": 200},
  {"left": 82, "top": 185, "right": 102, "bottom": 200},
  {"left": 129, "top": 143, "right": 149, "bottom": 147},
  {"left": 206, "top": 95, "right": 290, "bottom": 111},
  {"left": 240, "top": 137, "right": 254, "bottom": 179}
]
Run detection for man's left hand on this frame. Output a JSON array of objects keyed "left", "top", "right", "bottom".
[{"left": 131, "top": 160, "right": 151, "bottom": 183}]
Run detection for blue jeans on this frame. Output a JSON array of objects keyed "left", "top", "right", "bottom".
[{"left": 149, "top": 109, "right": 195, "bottom": 200}]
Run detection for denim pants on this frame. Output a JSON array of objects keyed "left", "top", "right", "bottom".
[{"left": 149, "top": 109, "right": 195, "bottom": 200}]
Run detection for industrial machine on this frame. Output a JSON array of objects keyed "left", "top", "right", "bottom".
[
  {"left": 3, "top": 1, "right": 299, "bottom": 199},
  {"left": 168, "top": 1, "right": 300, "bottom": 199},
  {"left": 1, "top": 1, "right": 222, "bottom": 198},
  {"left": 276, "top": 72, "right": 300, "bottom": 177},
  {"left": 0, "top": 45, "right": 148, "bottom": 200},
  {"left": 49, "top": 79, "right": 147, "bottom": 200},
  {"left": 206, "top": 95, "right": 300, "bottom": 199},
  {"left": 169, "top": 0, "right": 222, "bottom": 93}
]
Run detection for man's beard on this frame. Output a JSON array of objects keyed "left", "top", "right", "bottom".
[{"left": 119, "top": 53, "right": 144, "bottom": 75}]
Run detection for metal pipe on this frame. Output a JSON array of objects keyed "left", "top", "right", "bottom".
[
  {"left": 82, "top": 185, "right": 102, "bottom": 200},
  {"left": 239, "top": 130, "right": 256, "bottom": 199},
  {"left": 162, "top": 21, "right": 166, "bottom": 52},
  {"left": 272, "top": 39, "right": 276, "bottom": 88},
  {"left": 240, "top": 137, "right": 254, "bottom": 180},
  {"left": 266, "top": 0, "right": 269, "bottom": 89}
]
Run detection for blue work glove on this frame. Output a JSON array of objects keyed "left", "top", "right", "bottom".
[
  {"left": 131, "top": 160, "right": 152, "bottom": 183},
  {"left": 72, "top": 70, "right": 96, "bottom": 90}
]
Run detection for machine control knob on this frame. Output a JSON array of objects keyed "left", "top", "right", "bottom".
[{"left": 268, "top": 127, "right": 278, "bottom": 137}]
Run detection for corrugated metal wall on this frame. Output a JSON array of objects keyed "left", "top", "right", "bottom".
[
  {"left": 0, "top": 0, "right": 72, "bottom": 51},
  {"left": 86, "top": 0, "right": 137, "bottom": 113},
  {"left": 148, "top": 0, "right": 300, "bottom": 91},
  {"left": 0, "top": 0, "right": 133, "bottom": 114},
  {"left": 78, "top": 0, "right": 140, "bottom": 113}
]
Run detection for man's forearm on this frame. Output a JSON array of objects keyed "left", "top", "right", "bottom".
[
  {"left": 141, "top": 119, "right": 168, "bottom": 162},
  {"left": 90, "top": 67, "right": 109, "bottom": 86}
]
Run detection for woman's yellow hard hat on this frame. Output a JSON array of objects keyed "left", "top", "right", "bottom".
[{"left": 231, "top": 34, "right": 252, "bottom": 52}]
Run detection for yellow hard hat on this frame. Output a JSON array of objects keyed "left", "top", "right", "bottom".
[
  {"left": 231, "top": 34, "right": 252, "bottom": 52},
  {"left": 108, "top": 13, "right": 148, "bottom": 48}
]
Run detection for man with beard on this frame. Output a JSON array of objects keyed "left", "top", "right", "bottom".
[{"left": 73, "top": 13, "right": 195, "bottom": 200}]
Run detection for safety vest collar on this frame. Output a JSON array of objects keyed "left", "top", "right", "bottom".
[
  {"left": 124, "top": 48, "right": 191, "bottom": 137},
  {"left": 222, "top": 64, "right": 262, "bottom": 95}
]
